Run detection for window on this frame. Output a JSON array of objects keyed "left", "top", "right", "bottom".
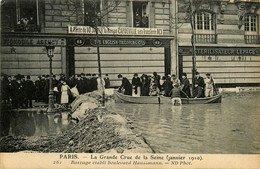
[
  {"left": 84, "top": 0, "right": 101, "bottom": 27},
  {"left": 245, "top": 15, "right": 257, "bottom": 32},
  {"left": 1, "top": 0, "right": 39, "bottom": 32},
  {"left": 195, "top": 13, "right": 215, "bottom": 31},
  {"left": 133, "top": 1, "right": 149, "bottom": 28},
  {"left": 194, "top": 12, "right": 216, "bottom": 43}
]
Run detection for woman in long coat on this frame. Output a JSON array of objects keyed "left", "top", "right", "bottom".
[
  {"left": 61, "top": 81, "right": 70, "bottom": 105},
  {"left": 141, "top": 74, "right": 150, "bottom": 96}
]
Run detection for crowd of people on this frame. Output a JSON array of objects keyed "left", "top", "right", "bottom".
[
  {"left": 1, "top": 73, "right": 110, "bottom": 108},
  {"left": 1, "top": 71, "right": 216, "bottom": 108},
  {"left": 118, "top": 71, "right": 216, "bottom": 99}
]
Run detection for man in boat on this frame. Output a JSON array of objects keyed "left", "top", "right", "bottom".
[
  {"left": 163, "top": 75, "right": 173, "bottom": 97},
  {"left": 181, "top": 73, "right": 191, "bottom": 98},
  {"left": 205, "top": 73, "right": 215, "bottom": 97},
  {"left": 141, "top": 74, "right": 150, "bottom": 96},
  {"left": 118, "top": 74, "right": 132, "bottom": 96},
  {"left": 171, "top": 74, "right": 180, "bottom": 87},
  {"left": 194, "top": 72, "right": 205, "bottom": 98},
  {"left": 132, "top": 73, "right": 141, "bottom": 97}
]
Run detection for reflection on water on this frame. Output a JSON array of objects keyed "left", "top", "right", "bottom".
[
  {"left": 0, "top": 110, "right": 73, "bottom": 137},
  {"left": 107, "top": 92, "right": 260, "bottom": 154}
]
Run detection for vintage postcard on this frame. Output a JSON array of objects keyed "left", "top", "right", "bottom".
[{"left": 0, "top": 0, "right": 260, "bottom": 168}]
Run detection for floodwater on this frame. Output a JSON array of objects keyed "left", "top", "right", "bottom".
[
  {"left": 107, "top": 92, "right": 260, "bottom": 154},
  {"left": 0, "top": 111, "right": 72, "bottom": 137}
]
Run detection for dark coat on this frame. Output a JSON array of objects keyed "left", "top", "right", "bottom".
[
  {"left": 194, "top": 76, "right": 205, "bottom": 88},
  {"left": 104, "top": 77, "right": 110, "bottom": 88},
  {"left": 132, "top": 77, "right": 141, "bottom": 94},
  {"left": 25, "top": 80, "right": 36, "bottom": 99},
  {"left": 76, "top": 79, "right": 85, "bottom": 94},
  {"left": 141, "top": 78, "right": 150, "bottom": 96},
  {"left": 119, "top": 77, "right": 132, "bottom": 95},
  {"left": 164, "top": 78, "right": 173, "bottom": 97},
  {"left": 181, "top": 78, "right": 191, "bottom": 97}
]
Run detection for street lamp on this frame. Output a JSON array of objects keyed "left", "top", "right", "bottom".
[{"left": 45, "top": 42, "right": 55, "bottom": 113}]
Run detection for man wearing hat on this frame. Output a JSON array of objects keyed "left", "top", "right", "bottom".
[
  {"left": 25, "top": 75, "right": 35, "bottom": 108},
  {"left": 35, "top": 76, "right": 42, "bottom": 102},
  {"left": 118, "top": 74, "right": 132, "bottom": 95},
  {"left": 205, "top": 73, "right": 215, "bottom": 97},
  {"left": 194, "top": 72, "right": 205, "bottom": 98},
  {"left": 181, "top": 73, "right": 191, "bottom": 98}
]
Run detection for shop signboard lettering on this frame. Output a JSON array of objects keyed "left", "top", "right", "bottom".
[
  {"left": 179, "top": 47, "right": 260, "bottom": 56},
  {"left": 2, "top": 37, "right": 66, "bottom": 46},
  {"left": 68, "top": 26, "right": 163, "bottom": 36},
  {"left": 90, "top": 39, "right": 146, "bottom": 46}
]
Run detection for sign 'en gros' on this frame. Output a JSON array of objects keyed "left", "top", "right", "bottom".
[{"left": 68, "top": 26, "right": 164, "bottom": 36}]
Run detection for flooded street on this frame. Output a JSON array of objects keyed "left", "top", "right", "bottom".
[
  {"left": 1, "top": 111, "right": 72, "bottom": 137},
  {"left": 107, "top": 92, "right": 260, "bottom": 154}
]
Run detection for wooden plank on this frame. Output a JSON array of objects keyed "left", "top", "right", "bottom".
[
  {"left": 1, "top": 53, "right": 62, "bottom": 61},
  {"left": 155, "top": 14, "right": 170, "bottom": 20},
  {"left": 183, "top": 56, "right": 260, "bottom": 61},
  {"left": 1, "top": 46, "right": 61, "bottom": 54},
  {"left": 75, "top": 60, "right": 165, "bottom": 67},
  {"left": 1, "top": 68, "right": 62, "bottom": 76},
  {"left": 184, "top": 72, "right": 260, "bottom": 78},
  {"left": 75, "top": 47, "right": 165, "bottom": 54},
  {"left": 75, "top": 53, "right": 164, "bottom": 60},
  {"left": 183, "top": 67, "right": 260, "bottom": 73},
  {"left": 1, "top": 61, "right": 62, "bottom": 69},
  {"left": 183, "top": 61, "right": 260, "bottom": 67}
]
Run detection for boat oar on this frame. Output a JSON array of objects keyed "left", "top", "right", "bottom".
[{"left": 180, "top": 90, "right": 189, "bottom": 104}]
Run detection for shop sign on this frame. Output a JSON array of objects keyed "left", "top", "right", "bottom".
[
  {"left": 90, "top": 39, "right": 145, "bottom": 46},
  {"left": 1, "top": 37, "right": 66, "bottom": 46},
  {"left": 179, "top": 47, "right": 260, "bottom": 56},
  {"left": 68, "top": 26, "right": 163, "bottom": 36}
]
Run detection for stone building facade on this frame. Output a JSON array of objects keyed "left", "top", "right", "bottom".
[
  {"left": 1, "top": 0, "right": 176, "bottom": 86},
  {"left": 176, "top": 0, "right": 260, "bottom": 86}
]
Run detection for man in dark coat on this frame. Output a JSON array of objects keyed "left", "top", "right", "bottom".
[
  {"left": 44, "top": 75, "right": 50, "bottom": 104},
  {"left": 181, "top": 73, "right": 191, "bottom": 98},
  {"left": 164, "top": 76, "right": 173, "bottom": 97},
  {"left": 141, "top": 74, "right": 150, "bottom": 96},
  {"left": 35, "top": 76, "right": 42, "bottom": 102},
  {"left": 76, "top": 74, "right": 85, "bottom": 94},
  {"left": 25, "top": 75, "right": 35, "bottom": 108},
  {"left": 91, "top": 74, "right": 98, "bottom": 91},
  {"left": 10, "top": 75, "right": 20, "bottom": 108},
  {"left": 131, "top": 73, "right": 141, "bottom": 95},
  {"left": 104, "top": 74, "right": 110, "bottom": 88},
  {"left": 85, "top": 74, "right": 92, "bottom": 93},
  {"left": 194, "top": 72, "right": 205, "bottom": 98},
  {"left": 118, "top": 74, "right": 132, "bottom": 95}
]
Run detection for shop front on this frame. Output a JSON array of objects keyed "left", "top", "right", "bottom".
[
  {"left": 67, "top": 36, "right": 173, "bottom": 86},
  {"left": 1, "top": 35, "right": 66, "bottom": 81},
  {"left": 179, "top": 46, "right": 260, "bottom": 86}
]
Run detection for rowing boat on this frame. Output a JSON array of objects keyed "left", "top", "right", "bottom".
[{"left": 114, "top": 90, "right": 222, "bottom": 104}]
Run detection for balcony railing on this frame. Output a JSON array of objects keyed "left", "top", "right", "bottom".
[
  {"left": 245, "top": 35, "right": 260, "bottom": 44},
  {"left": 195, "top": 34, "right": 217, "bottom": 44}
]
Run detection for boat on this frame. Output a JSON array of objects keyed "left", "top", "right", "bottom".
[{"left": 114, "top": 90, "right": 222, "bottom": 104}]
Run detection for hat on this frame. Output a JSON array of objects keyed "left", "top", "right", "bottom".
[
  {"left": 27, "top": 75, "right": 31, "bottom": 79},
  {"left": 182, "top": 73, "right": 187, "bottom": 77},
  {"left": 118, "top": 74, "right": 122, "bottom": 78},
  {"left": 134, "top": 73, "right": 138, "bottom": 76},
  {"left": 195, "top": 72, "right": 200, "bottom": 75},
  {"left": 206, "top": 73, "right": 211, "bottom": 76},
  {"left": 92, "top": 74, "right": 96, "bottom": 76}
]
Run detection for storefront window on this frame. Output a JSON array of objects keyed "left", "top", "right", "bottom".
[
  {"left": 133, "top": 1, "right": 149, "bottom": 28},
  {"left": 1, "top": 0, "right": 39, "bottom": 32}
]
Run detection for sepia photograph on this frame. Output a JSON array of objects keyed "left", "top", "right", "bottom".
[{"left": 0, "top": 0, "right": 260, "bottom": 168}]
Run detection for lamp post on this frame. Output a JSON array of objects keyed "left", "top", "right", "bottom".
[{"left": 45, "top": 42, "right": 55, "bottom": 113}]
